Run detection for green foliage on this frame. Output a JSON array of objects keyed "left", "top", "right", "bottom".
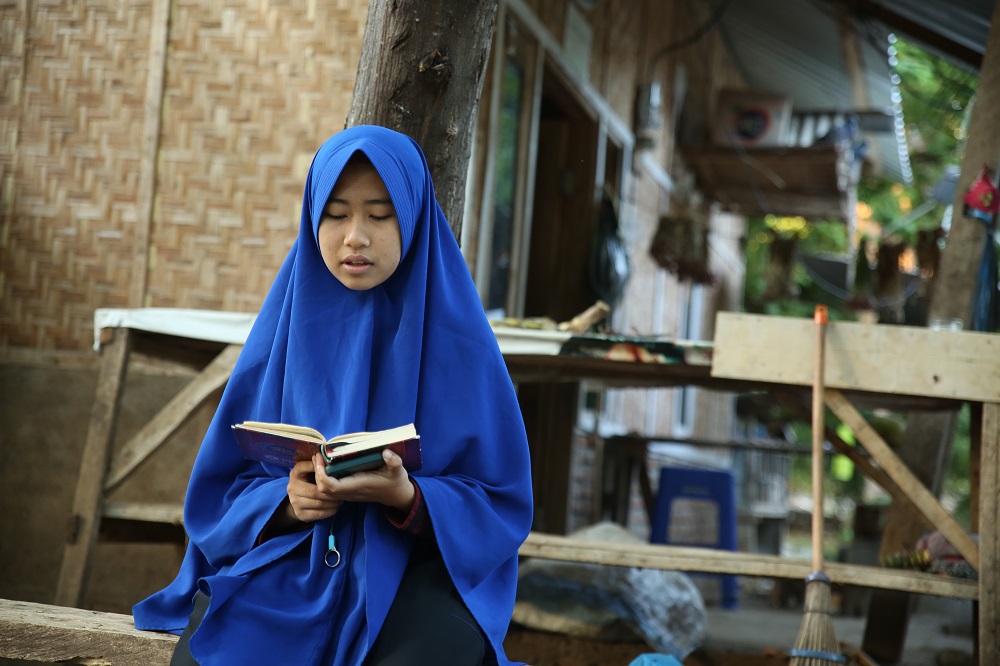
[
  {"left": 743, "top": 215, "right": 854, "bottom": 318},
  {"left": 893, "top": 38, "right": 977, "bottom": 177},
  {"left": 862, "top": 37, "right": 980, "bottom": 243}
]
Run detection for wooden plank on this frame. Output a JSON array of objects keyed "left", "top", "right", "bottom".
[
  {"left": 103, "top": 344, "right": 240, "bottom": 491},
  {"left": 0, "top": 598, "right": 176, "bottom": 665},
  {"left": 980, "top": 403, "right": 1000, "bottom": 661},
  {"left": 825, "top": 389, "right": 980, "bottom": 570},
  {"left": 706, "top": 186, "right": 850, "bottom": 221},
  {"left": 54, "top": 328, "right": 132, "bottom": 609},
  {"left": 712, "top": 312, "right": 1000, "bottom": 403},
  {"left": 103, "top": 502, "right": 184, "bottom": 525},
  {"left": 518, "top": 533, "right": 979, "bottom": 600}
]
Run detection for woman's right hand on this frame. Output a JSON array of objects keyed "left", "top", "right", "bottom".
[{"left": 285, "top": 459, "right": 343, "bottom": 523}]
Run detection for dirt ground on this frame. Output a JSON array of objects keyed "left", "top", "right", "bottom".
[
  {"left": 504, "top": 627, "right": 787, "bottom": 666},
  {"left": 502, "top": 591, "right": 976, "bottom": 666}
]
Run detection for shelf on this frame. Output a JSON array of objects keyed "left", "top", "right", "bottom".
[{"left": 682, "top": 143, "right": 857, "bottom": 221}]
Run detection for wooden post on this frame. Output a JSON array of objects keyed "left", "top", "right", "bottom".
[
  {"left": 54, "top": 328, "right": 132, "bottom": 608},
  {"left": 980, "top": 403, "right": 1000, "bottom": 663}
]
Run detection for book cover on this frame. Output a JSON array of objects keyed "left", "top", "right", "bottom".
[
  {"left": 321, "top": 436, "right": 422, "bottom": 478},
  {"left": 231, "top": 426, "right": 321, "bottom": 468},
  {"left": 232, "top": 422, "right": 422, "bottom": 478}
]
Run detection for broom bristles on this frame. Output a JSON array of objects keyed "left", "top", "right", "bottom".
[{"left": 788, "top": 575, "right": 845, "bottom": 665}]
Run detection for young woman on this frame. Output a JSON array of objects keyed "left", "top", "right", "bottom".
[{"left": 133, "top": 125, "right": 534, "bottom": 665}]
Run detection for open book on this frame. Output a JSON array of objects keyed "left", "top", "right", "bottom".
[{"left": 232, "top": 421, "right": 422, "bottom": 479}]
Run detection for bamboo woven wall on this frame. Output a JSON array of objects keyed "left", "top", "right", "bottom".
[{"left": 1, "top": 0, "right": 366, "bottom": 350}]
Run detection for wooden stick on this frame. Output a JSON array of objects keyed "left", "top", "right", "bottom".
[
  {"left": 557, "top": 300, "right": 611, "bottom": 333},
  {"left": 812, "top": 305, "right": 828, "bottom": 573}
]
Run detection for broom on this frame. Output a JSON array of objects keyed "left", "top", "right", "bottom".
[{"left": 789, "top": 305, "right": 845, "bottom": 666}]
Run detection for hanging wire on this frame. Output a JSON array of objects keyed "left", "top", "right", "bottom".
[{"left": 643, "top": 0, "right": 735, "bottom": 80}]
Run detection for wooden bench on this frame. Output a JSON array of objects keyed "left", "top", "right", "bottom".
[
  {"left": 2, "top": 530, "right": 981, "bottom": 664},
  {"left": 0, "top": 598, "right": 177, "bottom": 665}
]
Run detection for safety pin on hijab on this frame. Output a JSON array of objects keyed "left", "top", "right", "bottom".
[{"left": 325, "top": 524, "right": 341, "bottom": 568}]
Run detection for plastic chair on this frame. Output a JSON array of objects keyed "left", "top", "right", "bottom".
[{"left": 650, "top": 465, "right": 739, "bottom": 609}]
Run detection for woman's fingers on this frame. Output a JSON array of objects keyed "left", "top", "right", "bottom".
[{"left": 287, "top": 458, "right": 342, "bottom": 521}]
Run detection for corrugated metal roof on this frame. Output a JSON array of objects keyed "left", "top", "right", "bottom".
[
  {"left": 714, "top": 0, "right": 991, "bottom": 184},
  {"left": 882, "top": 0, "right": 992, "bottom": 59}
]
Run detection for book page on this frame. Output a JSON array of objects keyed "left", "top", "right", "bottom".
[
  {"left": 327, "top": 423, "right": 416, "bottom": 447},
  {"left": 238, "top": 421, "right": 326, "bottom": 444}
]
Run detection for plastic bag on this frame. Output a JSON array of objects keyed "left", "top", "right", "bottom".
[{"left": 588, "top": 190, "right": 631, "bottom": 309}]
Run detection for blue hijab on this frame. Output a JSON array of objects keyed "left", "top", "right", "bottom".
[{"left": 133, "top": 125, "right": 534, "bottom": 665}]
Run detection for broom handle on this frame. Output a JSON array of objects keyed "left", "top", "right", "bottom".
[{"left": 812, "top": 305, "right": 828, "bottom": 573}]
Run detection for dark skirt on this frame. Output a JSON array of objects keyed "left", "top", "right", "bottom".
[{"left": 170, "top": 541, "right": 487, "bottom": 666}]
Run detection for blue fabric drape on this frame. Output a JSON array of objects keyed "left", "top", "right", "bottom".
[{"left": 133, "top": 126, "right": 534, "bottom": 666}]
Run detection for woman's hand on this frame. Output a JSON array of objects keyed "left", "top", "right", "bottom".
[
  {"left": 284, "top": 459, "right": 344, "bottom": 523},
  {"left": 311, "top": 449, "right": 416, "bottom": 513}
]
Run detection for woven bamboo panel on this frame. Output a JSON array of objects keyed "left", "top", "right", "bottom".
[
  {"left": 1, "top": 0, "right": 365, "bottom": 350},
  {"left": 1, "top": 0, "right": 27, "bottom": 194},
  {"left": 1, "top": 1, "right": 151, "bottom": 349},
  {"left": 146, "top": 0, "right": 364, "bottom": 314}
]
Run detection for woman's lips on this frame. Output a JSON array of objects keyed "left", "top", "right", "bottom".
[{"left": 342, "top": 256, "right": 373, "bottom": 275}]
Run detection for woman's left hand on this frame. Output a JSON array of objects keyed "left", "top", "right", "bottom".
[{"left": 311, "top": 450, "right": 416, "bottom": 513}]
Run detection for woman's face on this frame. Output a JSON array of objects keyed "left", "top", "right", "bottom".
[{"left": 318, "top": 158, "right": 402, "bottom": 290}]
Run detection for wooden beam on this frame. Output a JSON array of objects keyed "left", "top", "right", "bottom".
[
  {"left": 103, "top": 344, "right": 240, "bottom": 491},
  {"left": 130, "top": 0, "right": 170, "bottom": 308},
  {"left": 713, "top": 312, "right": 1000, "bottom": 403},
  {"left": 980, "top": 403, "right": 1000, "bottom": 660},
  {"left": 519, "top": 532, "right": 979, "bottom": 599},
  {"left": 0, "top": 599, "right": 176, "bottom": 665},
  {"left": 54, "top": 328, "right": 132, "bottom": 608},
  {"left": 825, "top": 389, "right": 979, "bottom": 570}
]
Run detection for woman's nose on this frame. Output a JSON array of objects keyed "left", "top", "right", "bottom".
[{"left": 343, "top": 218, "right": 369, "bottom": 247}]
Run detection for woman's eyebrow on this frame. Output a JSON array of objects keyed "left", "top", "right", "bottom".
[{"left": 326, "top": 197, "right": 394, "bottom": 206}]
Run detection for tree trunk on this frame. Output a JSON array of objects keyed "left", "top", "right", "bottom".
[
  {"left": 346, "top": 0, "right": 499, "bottom": 241},
  {"left": 863, "top": 1, "right": 1000, "bottom": 659}
]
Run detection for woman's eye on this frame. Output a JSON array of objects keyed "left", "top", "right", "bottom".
[{"left": 371, "top": 214, "right": 394, "bottom": 222}]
